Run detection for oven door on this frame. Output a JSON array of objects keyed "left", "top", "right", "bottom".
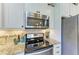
[{"left": 25, "top": 47, "right": 53, "bottom": 55}]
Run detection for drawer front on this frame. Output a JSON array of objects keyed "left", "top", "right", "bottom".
[
  {"left": 54, "top": 44, "right": 61, "bottom": 48},
  {"left": 53, "top": 48, "right": 61, "bottom": 54},
  {"left": 53, "top": 45, "right": 61, "bottom": 51},
  {"left": 53, "top": 50, "right": 61, "bottom": 55},
  {"left": 53, "top": 44, "right": 61, "bottom": 55},
  {"left": 26, "top": 47, "right": 53, "bottom": 55}
]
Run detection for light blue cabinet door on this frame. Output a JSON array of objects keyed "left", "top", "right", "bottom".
[
  {"left": 3, "top": 3, "right": 25, "bottom": 29},
  {"left": 0, "top": 3, "right": 2, "bottom": 28}
]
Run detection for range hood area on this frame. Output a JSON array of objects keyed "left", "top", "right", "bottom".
[{"left": 25, "top": 11, "right": 49, "bottom": 29}]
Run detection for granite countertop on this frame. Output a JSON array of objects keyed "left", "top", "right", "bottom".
[
  {"left": 45, "top": 38, "right": 60, "bottom": 45},
  {"left": 0, "top": 44, "right": 25, "bottom": 55}
]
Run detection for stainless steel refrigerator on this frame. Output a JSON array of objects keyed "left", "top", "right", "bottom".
[{"left": 61, "top": 15, "right": 79, "bottom": 55}]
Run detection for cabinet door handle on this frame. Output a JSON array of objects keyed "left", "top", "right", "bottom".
[
  {"left": 56, "top": 47, "right": 60, "bottom": 48},
  {"left": 56, "top": 51, "right": 60, "bottom": 53},
  {"left": 21, "top": 25, "right": 24, "bottom": 28}
]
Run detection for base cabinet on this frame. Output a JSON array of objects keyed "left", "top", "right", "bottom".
[{"left": 53, "top": 44, "right": 61, "bottom": 55}]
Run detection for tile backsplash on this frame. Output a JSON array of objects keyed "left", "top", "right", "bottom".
[{"left": 0, "top": 29, "right": 51, "bottom": 45}]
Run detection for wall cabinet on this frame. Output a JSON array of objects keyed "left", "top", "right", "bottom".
[
  {"left": 60, "top": 3, "right": 79, "bottom": 17},
  {"left": 60, "top": 3, "right": 70, "bottom": 17},
  {"left": 0, "top": 3, "right": 2, "bottom": 28},
  {"left": 69, "top": 4, "right": 79, "bottom": 16},
  {"left": 2, "top": 3, "right": 25, "bottom": 29}
]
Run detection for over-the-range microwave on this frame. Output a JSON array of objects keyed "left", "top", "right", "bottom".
[{"left": 25, "top": 12, "right": 49, "bottom": 29}]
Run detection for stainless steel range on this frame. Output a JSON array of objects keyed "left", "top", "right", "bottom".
[
  {"left": 25, "top": 33, "right": 44, "bottom": 52},
  {"left": 24, "top": 33, "right": 53, "bottom": 55}
]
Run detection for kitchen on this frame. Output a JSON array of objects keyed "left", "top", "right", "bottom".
[
  {"left": 0, "top": 3, "right": 79, "bottom": 55},
  {"left": 0, "top": 3, "right": 61, "bottom": 55}
]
